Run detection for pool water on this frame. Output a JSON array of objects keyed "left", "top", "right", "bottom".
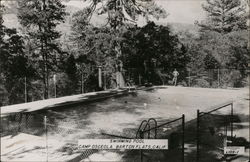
[{"left": 40, "top": 86, "right": 243, "bottom": 144}]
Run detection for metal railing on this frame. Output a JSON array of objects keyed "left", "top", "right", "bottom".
[
  {"left": 137, "top": 115, "right": 185, "bottom": 162},
  {"left": 196, "top": 101, "right": 234, "bottom": 162}
]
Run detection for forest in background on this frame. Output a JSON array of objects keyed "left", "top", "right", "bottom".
[{"left": 0, "top": 0, "right": 249, "bottom": 106}]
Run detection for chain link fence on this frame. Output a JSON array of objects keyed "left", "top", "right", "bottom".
[
  {"left": 186, "top": 68, "right": 248, "bottom": 88},
  {"left": 1, "top": 112, "right": 45, "bottom": 137},
  {"left": 182, "top": 101, "right": 235, "bottom": 162},
  {"left": 1, "top": 68, "right": 248, "bottom": 106},
  {"left": 125, "top": 67, "right": 248, "bottom": 89},
  {"left": 196, "top": 101, "right": 236, "bottom": 162},
  {"left": 1, "top": 112, "right": 103, "bottom": 161}
]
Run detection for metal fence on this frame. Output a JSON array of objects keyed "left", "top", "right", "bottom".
[
  {"left": 136, "top": 116, "right": 185, "bottom": 162},
  {"left": 186, "top": 68, "right": 248, "bottom": 88},
  {"left": 101, "top": 115, "right": 185, "bottom": 162},
  {"left": 125, "top": 67, "right": 248, "bottom": 89},
  {"left": 196, "top": 101, "right": 234, "bottom": 162},
  {"left": 1, "top": 112, "right": 45, "bottom": 137},
  {"left": 0, "top": 112, "right": 98, "bottom": 161},
  {"left": 1, "top": 68, "right": 247, "bottom": 106}
]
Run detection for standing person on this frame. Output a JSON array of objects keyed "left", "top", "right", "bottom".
[{"left": 172, "top": 69, "right": 179, "bottom": 86}]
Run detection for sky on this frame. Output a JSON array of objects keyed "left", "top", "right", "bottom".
[
  {"left": 63, "top": 0, "right": 206, "bottom": 24},
  {"left": 2, "top": 0, "right": 207, "bottom": 28},
  {"left": 156, "top": 0, "right": 206, "bottom": 24}
]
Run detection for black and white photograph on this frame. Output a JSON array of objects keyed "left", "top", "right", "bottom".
[{"left": 0, "top": 0, "right": 249, "bottom": 161}]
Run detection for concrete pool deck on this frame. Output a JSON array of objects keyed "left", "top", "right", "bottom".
[{"left": 0, "top": 89, "right": 135, "bottom": 117}]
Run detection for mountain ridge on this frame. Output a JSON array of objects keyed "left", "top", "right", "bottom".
[{"left": 2, "top": 3, "right": 199, "bottom": 35}]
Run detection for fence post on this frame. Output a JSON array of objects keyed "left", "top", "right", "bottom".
[
  {"left": 182, "top": 114, "right": 185, "bottom": 162},
  {"left": 224, "top": 125, "right": 227, "bottom": 147},
  {"left": 231, "top": 103, "right": 233, "bottom": 139},
  {"left": 53, "top": 74, "right": 56, "bottom": 98},
  {"left": 24, "top": 77, "right": 27, "bottom": 103},
  {"left": 25, "top": 113, "right": 29, "bottom": 129},
  {"left": 139, "top": 74, "right": 141, "bottom": 85},
  {"left": 139, "top": 130, "right": 143, "bottom": 162},
  {"left": 217, "top": 68, "right": 220, "bottom": 88},
  {"left": 81, "top": 73, "right": 84, "bottom": 93},
  {"left": 196, "top": 110, "right": 200, "bottom": 162},
  {"left": 188, "top": 70, "right": 191, "bottom": 87},
  {"left": 104, "top": 72, "right": 107, "bottom": 90},
  {"left": 18, "top": 113, "right": 22, "bottom": 132},
  {"left": 44, "top": 116, "right": 48, "bottom": 162},
  {"left": 7, "top": 116, "right": 10, "bottom": 131}
]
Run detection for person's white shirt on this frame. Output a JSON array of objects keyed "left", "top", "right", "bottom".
[{"left": 173, "top": 70, "right": 179, "bottom": 77}]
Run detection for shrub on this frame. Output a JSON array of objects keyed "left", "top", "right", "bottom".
[
  {"left": 219, "top": 70, "right": 243, "bottom": 88},
  {"left": 179, "top": 80, "right": 187, "bottom": 87},
  {"left": 193, "top": 79, "right": 210, "bottom": 88}
]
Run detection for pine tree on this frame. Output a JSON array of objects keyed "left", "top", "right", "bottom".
[
  {"left": 76, "top": 0, "right": 168, "bottom": 88},
  {"left": 17, "top": 0, "right": 67, "bottom": 99},
  {"left": 197, "top": 0, "right": 247, "bottom": 33},
  {"left": 0, "top": 0, "right": 37, "bottom": 104},
  {"left": 122, "top": 22, "right": 189, "bottom": 84},
  {"left": 82, "top": 0, "right": 167, "bottom": 29},
  {"left": 0, "top": 0, "right": 6, "bottom": 105},
  {"left": 0, "top": 0, "right": 5, "bottom": 50}
]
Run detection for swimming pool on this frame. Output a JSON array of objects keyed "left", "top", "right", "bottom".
[
  {"left": 40, "top": 86, "right": 241, "bottom": 143},
  {"left": 1, "top": 86, "right": 248, "bottom": 162}
]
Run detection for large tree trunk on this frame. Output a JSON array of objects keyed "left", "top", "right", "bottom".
[{"left": 248, "top": 0, "right": 250, "bottom": 50}]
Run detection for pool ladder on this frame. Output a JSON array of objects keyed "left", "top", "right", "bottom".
[
  {"left": 126, "top": 82, "right": 137, "bottom": 92},
  {"left": 136, "top": 118, "right": 158, "bottom": 139}
]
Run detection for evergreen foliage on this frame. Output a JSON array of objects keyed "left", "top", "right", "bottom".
[
  {"left": 197, "top": 0, "right": 247, "bottom": 33},
  {"left": 122, "top": 22, "right": 189, "bottom": 84},
  {"left": 17, "top": 0, "right": 67, "bottom": 99}
]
